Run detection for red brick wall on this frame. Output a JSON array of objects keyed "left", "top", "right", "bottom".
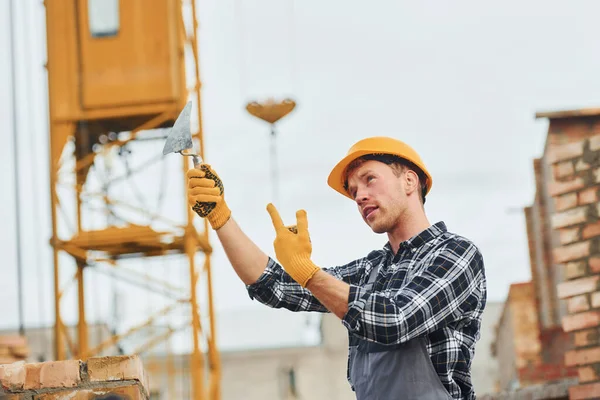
[
  {"left": 509, "top": 282, "right": 543, "bottom": 372},
  {"left": 494, "top": 289, "right": 517, "bottom": 390},
  {"left": 540, "top": 326, "right": 574, "bottom": 366},
  {"left": 541, "top": 115, "right": 600, "bottom": 399},
  {"left": 529, "top": 145, "right": 572, "bottom": 330},
  {"left": 494, "top": 282, "right": 543, "bottom": 390},
  {"left": 527, "top": 181, "right": 554, "bottom": 329},
  {"left": 493, "top": 112, "right": 600, "bottom": 396},
  {"left": 0, "top": 355, "right": 148, "bottom": 399}
]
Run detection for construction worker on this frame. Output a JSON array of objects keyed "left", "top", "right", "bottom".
[{"left": 186, "top": 136, "right": 487, "bottom": 400}]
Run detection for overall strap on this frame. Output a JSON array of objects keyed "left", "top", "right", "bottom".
[{"left": 357, "top": 251, "right": 410, "bottom": 353}]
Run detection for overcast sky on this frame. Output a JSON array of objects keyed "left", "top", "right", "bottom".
[{"left": 2, "top": 0, "right": 600, "bottom": 353}]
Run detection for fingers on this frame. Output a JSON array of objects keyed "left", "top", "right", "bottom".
[
  {"left": 188, "top": 194, "right": 220, "bottom": 207},
  {"left": 186, "top": 168, "right": 206, "bottom": 180},
  {"left": 296, "top": 210, "right": 308, "bottom": 231},
  {"left": 189, "top": 186, "right": 220, "bottom": 197},
  {"left": 266, "top": 203, "right": 285, "bottom": 230},
  {"left": 188, "top": 182, "right": 221, "bottom": 207},
  {"left": 267, "top": 205, "right": 311, "bottom": 237},
  {"left": 188, "top": 178, "right": 216, "bottom": 190},
  {"left": 296, "top": 209, "right": 310, "bottom": 241}
]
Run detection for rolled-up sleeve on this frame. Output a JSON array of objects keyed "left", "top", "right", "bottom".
[
  {"left": 247, "top": 256, "right": 367, "bottom": 313},
  {"left": 342, "top": 239, "right": 485, "bottom": 345}
]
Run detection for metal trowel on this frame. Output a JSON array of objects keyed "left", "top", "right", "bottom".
[
  {"left": 163, "top": 101, "right": 223, "bottom": 217},
  {"left": 162, "top": 101, "right": 202, "bottom": 168}
]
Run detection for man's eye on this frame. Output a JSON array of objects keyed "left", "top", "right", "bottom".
[{"left": 367, "top": 176, "right": 375, "bottom": 183}]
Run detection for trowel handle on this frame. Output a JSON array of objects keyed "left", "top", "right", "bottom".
[{"left": 192, "top": 155, "right": 202, "bottom": 168}]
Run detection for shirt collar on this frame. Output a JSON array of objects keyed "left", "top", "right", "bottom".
[{"left": 384, "top": 221, "right": 447, "bottom": 255}]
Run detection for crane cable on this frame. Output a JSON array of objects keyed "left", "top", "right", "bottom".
[{"left": 23, "top": 0, "right": 48, "bottom": 335}]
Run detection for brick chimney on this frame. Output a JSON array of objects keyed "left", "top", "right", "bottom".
[
  {"left": 0, "top": 355, "right": 148, "bottom": 399},
  {"left": 535, "top": 108, "right": 600, "bottom": 399}
]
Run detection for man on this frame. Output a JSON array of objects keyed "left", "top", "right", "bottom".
[{"left": 187, "top": 136, "right": 487, "bottom": 400}]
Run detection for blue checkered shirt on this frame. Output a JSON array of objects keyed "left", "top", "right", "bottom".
[{"left": 246, "top": 221, "right": 487, "bottom": 399}]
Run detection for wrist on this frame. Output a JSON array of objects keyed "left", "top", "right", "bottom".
[
  {"left": 207, "top": 201, "right": 231, "bottom": 230},
  {"left": 289, "top": 256, "right": 320, "bottom": 287}
]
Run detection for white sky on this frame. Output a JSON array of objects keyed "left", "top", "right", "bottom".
[{"left": 2, "top": 0, "right": 600, "bottom": 353}]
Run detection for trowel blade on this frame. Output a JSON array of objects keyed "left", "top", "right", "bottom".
[{"left": 163, "top": 101, "right": 193, "bottom": 155}]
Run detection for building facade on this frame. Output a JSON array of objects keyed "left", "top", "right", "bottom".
[{"left": 492, "top": 108, "right": 600, "bottom": 399}]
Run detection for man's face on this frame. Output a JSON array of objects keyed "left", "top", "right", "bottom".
[{"left": 345, "top": 160, "right": 407, "bottom": 234}]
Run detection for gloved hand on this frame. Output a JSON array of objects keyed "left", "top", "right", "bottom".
[
  {"left": 266, "top": 203, "right": 320, "bottom": 287},
  {"left": 187, "top": 164, "right": 231, "bottom": 230}
]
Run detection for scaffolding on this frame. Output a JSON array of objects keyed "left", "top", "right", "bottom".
[{"left": 44, "top": 0, "right": 219, "bottom": 398}]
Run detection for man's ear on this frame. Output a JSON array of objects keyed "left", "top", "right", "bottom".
[{"left": 404, "top": 169, "right": 419, "bottom": 195}]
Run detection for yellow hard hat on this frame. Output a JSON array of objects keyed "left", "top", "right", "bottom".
[{"left": 327, "top": 136, "right": 433, "bottom": 199}]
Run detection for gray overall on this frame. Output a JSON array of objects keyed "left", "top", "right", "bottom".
[{"left": 348, "top": 260, "right": 453, "bottom": 400}]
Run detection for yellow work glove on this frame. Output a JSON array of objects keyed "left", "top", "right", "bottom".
[
  {"left": 266, "top": 203, "right": 320, "bottom": 287},
  {"left": 187, "top": 164, "right": 231, "bottom": 230}
]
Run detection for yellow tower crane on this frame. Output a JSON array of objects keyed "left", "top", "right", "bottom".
[{"left": 44, "top": 0, "right": 219, "bottom": 398}]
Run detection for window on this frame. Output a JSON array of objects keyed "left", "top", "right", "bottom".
[{"left": 88, "top": 0, "right": 120, "bottom": 38}]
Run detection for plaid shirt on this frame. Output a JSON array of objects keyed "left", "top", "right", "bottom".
[{"left": 246, "top": 221, "right": 487, "bottom": 399}]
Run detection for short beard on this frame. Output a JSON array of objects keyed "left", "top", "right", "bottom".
[
  {"left": 369, "top": 203, "right": 406, "bottom": 234},
  {"left": 367, "top": 209, "right": 396, "bottom": 234}
]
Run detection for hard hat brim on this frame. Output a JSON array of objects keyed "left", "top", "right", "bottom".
[{"left": 327, "top": 149, "right": 433, "bottom": 200}]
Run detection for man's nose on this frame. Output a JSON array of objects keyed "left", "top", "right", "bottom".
[{"left": 356, "top": 188, "right": 369, "bottom": 204}]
